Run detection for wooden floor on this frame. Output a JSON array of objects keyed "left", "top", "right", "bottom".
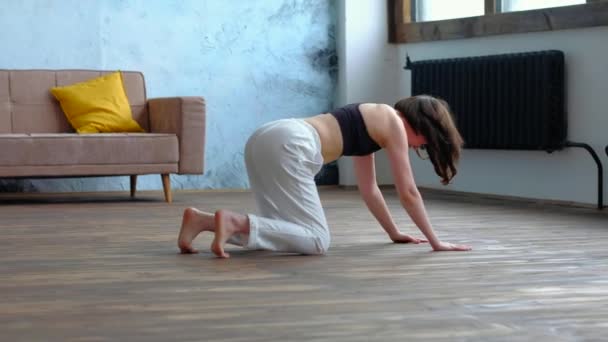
[{"left": 1, "top": 188, "right": 607, "bottom": 341}]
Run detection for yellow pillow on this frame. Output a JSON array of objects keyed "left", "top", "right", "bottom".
[{"left": 51, "top": 71, "right": 145, "bottom": 134}]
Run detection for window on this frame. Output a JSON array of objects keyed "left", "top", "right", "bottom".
[
  {"left": 388, "top": 0, "right": 608, "bottom": 43},
  {"left": 416, "top": 0, "right": 484, "bottom": 21},
  {"left": 502, "top": 0, "right": 586, "bottom": 12}
]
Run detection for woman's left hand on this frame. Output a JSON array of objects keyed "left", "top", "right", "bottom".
[{"left": 391, "top": 232, "right": 428, "bottom": 244}]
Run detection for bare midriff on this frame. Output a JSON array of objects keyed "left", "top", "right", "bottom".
[{"left": 303, "top": 114, "right": 343, "bottom": 164}]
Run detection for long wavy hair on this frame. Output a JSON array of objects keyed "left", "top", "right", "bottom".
[{"left": 394, "top": 95, "right": 464, "bottom": 185}]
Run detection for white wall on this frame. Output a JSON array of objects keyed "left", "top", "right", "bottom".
[
  {"left": 337, "top": 0, "right": 608, "bottom": 206},
  {"left": 335, "top": 0, "right": 401, "bottom": 185}
]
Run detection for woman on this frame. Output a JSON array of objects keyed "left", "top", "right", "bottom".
[{"left": 178, "top": 95, "right": 472, "bottom": 258}]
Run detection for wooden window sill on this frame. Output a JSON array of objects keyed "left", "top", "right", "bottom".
[{"left": 388, "top": 1, "right": 608, "bottom": 43}]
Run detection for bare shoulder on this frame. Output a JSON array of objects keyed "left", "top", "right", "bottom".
[
  {"left": 359, "top": 103, "right": 396, "bottom": 116},
  {"left": 359, "top": 103, "right": 404, "bottom": 147}
]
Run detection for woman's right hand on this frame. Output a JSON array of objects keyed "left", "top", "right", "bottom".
[{"left": 432, "top": 241, "right": 472, "bottom": 252}]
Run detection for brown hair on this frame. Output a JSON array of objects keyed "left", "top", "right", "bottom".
[{"left": 394, "top": 95, "right": 464, "bottom": 185}]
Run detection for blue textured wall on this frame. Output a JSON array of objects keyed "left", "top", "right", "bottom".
[{"left": 0, "top": 0, "right": 336, "bottom": 192}]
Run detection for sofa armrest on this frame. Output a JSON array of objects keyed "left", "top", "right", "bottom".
[{"left": 148, "top": 97, "right": 205, "bottom": 174}]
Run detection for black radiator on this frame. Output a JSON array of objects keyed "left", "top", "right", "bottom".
[
  {"left": 407, "top": 50, "right": 566, "bottom": 151},
  {"left": 405, "top": 50, "right": 604, "bottom": 209}
]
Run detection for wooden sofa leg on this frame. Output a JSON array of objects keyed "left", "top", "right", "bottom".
[
  {"left": 130, "top": 175, "right": 137, "bottom": 198},
  {"left": 161, "top": 174, "right": 172, "bottom": 203}
]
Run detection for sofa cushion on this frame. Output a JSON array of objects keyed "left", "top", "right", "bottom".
[
  {"left": 9, "top": 71, "right": 74, "bottom": 134},
  {"left": 0, "top": 70, "right": 149, "bottom": 133},
  {"left": 0, "top": 133, "right": 178, "bottom": 166},
  {"left": 50, "top": 72, "right": 144, "bottom": 134}
]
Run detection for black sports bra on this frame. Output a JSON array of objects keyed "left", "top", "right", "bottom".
[{"left": 329, "top": 103, "right": 381, "bottom": 156}]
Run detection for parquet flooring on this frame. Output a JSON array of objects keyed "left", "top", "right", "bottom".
[{"left": 1, "top": 188, "right": 607, "bottom": 341}]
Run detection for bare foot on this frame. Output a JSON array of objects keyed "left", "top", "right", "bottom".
[
  {"left": 211, "top": 209, "right": 249, "bottom": 259},
  {"left": 178, "top": 208, "right": 214, "bottom": 254}
]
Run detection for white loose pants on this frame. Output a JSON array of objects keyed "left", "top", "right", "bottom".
[{"left": 228, "top": 119, "right": 330, "bottom": 255}]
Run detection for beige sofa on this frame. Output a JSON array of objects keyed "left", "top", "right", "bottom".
[{"left": 0, "top": 70, "right": 206, "bottom": 202}]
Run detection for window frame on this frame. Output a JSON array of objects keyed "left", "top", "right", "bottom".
[{"left": 388, "top": 0, "right": 608, "bottom": 43}]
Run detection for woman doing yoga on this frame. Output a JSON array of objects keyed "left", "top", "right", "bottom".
[{"left": 178, "top": 95, "right": 472, "bottom": 258}]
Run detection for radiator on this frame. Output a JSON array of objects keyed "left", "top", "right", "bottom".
[
  {"left": 405, "top": 50, "right": 604, "bottom": 209},
  {"left": 406, "top": 50, "right": 566, "bottom": 151}
]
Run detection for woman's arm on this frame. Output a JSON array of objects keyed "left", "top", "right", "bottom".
[
  {"left": 353, "top": 154, "right": 426, "bottom": 244},
  {"left": 380, "top": 107, "right": 471, "bottom": 251}
]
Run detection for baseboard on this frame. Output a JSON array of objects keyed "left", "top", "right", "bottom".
[
  {"left": 338, "top": 184, "right": 600, "bottom": 210},
  {"left": 0, "top": 185, "right": 600, "bottom": 210}
]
